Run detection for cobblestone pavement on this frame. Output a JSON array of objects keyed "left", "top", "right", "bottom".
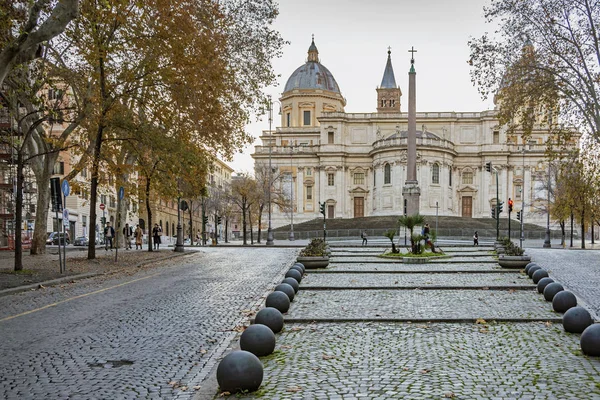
[
  {"left": 212, "top": 245, "right": 600, "bottom": 399},
  {"left": 286, "top": 289, "right": 558, "bottom": 321},
  {"left": 0, "top": 247, "right": 297, "bottom": 399},
  {"left": 301, "top": 272, "right": 533, "bottom": 289},
  {"left": 238, "top": 322, "right": 600, "bottom": 399},
  {"left": 526, "top": 247, "right": 600, "bottom": 318},
  {"left": 327, "top": 262, "right": 503, "bottom": 272}
]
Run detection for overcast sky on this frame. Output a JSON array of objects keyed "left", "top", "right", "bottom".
[{"left": 229, "top": 0, "right": 495, "bottom": 173}]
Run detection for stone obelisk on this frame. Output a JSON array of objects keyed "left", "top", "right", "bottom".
[{"left": 402, "top": 47, "right": 421, "bottom": 215}]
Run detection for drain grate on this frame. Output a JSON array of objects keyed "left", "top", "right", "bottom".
[{"left": 88, "top": 359, "right": 134, "bottom": 369}]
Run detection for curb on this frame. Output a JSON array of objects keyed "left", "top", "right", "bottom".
[
  {"left": 282, "top": 317, "right": 565, "bottom": 324},
  {"left": 0, "top": 251, "right": 191, "bottom": 297},
  {"left": 299, "top": 285, "right": 536, "bottom": 291}
]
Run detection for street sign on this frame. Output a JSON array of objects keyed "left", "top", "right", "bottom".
[
  {"left": 118, "top": 186, "right": 124, "bottom": 200},
  {"left": 61, "top": 179, "right": 70, "bottom": 197},
  {"left": 62, "top": 209, "right": 69, "bottom": 226},
  {"left": 99, "top": 203, "right": 106, "bottom": 210}
]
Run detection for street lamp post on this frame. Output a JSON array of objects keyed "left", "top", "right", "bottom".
[
  {"left": 289, "top": 141, "right": 295, "bottom": 241},
  {"left": 175, "top": 196, "right": 184, "bottom": 252},
  {"left": 266, "top": 96, "right": 274, "bottom": 246},
  {"left": 520, "top": 147, "right": 525, "bottom": 249},
  {"left": 543, "top": 160, "right": 552, "bottom": 248}
]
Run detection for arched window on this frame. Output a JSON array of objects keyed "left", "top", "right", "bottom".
[
  {"left": 384, "top": 163, "right": 391, "bottom": 184},
  {"left": 462, "top": 170, "right": 473, "bottom": 185},
  {"left": 172, "top": 223, "right": 175, "bottom": 236},
  {"left": 432, "top": 163, "right": 440, "bottom": 184},
  {"left": 166, "top": 222, "right": 169, "bottom": 236}
]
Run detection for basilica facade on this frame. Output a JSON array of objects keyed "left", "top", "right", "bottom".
[{"left": 252, "top": 39, "right": 566, "bottom": 228}]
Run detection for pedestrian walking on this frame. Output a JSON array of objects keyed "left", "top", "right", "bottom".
[
  {"left": 135, "top": 224, "right": 143, "bottom": 249},
  {"left": 123, "top": 223, "right": 133, "bottom": 249},
  {"left": 152, "top": 224, "right": 162, "bottom": 250},
  {"left": 104, "top": 222, "right": 115, "bottom": 251},
  {"left": 473, "top": 231, "right": 479, "bottom": 246},
  {"left": 361, "top": 230, "right": 368, "bottom": 246}
]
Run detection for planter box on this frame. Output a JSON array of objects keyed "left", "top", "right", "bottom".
[
  {"left": 498, "top": 255, "right": 531, "bottom": 269},
  {"left": 403, "top": 257, "right": 428, "bottom": 264},
  {"left": 297, "top": 256, "right": 330, "bottom": 269}
]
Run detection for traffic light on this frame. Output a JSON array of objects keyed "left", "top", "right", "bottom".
[
  {"left": 319, "top": 202, "right": 326, "bottom": 216},
  {"left": 217, "top": 216, "right": 222, "bottom": 225},
  {"left": 508, "top": 198, "right": 514, "bottom": 213},
  {"left": 485, "top": 162, "right": 492, "bottom": 172},
  {"left": 516, "top": 211, "right": 521, "bottom": 221},
  {"left": 101, "top": 216, "right": 106, "bottom": 226},
  {"left": 202, "top": 215, "right": 208, "bottom": 225},
  {"left": 491, "top": 208, "right": 496, "bottom": 219},
  {"left": 498, "top": 201, "right": 504, "bottom": 214}
]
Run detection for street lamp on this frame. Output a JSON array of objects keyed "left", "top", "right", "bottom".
[
  {"left": 543, "top": 160, "right": 552, "bottom": 248},
  {"left": 266, "top": 96, "right": 275, "bottom": 246},
  {"left": 289, "top": 141, "right": 296, "bottom": 241},
  {"left": 174, "top": 195, "right": 184, "bottom": 252},
  {"left": 520, "top": 147, "right": 526, "bottom": 248}
]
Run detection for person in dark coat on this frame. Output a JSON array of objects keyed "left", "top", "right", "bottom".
[
  {"left": 152, "top": 224, "right": 162, "bottom": 250},
  {"left": 104, "top": 222, "right": 115, "bottom": 251}
]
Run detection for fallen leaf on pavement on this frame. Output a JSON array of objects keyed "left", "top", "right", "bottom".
[
  {"left": 193, "top": 386, "right": 201, "bottom": 390},
  {"left": 475, "top": 318, "right": 487, "bottom": 325},
  {"left": 444, "top": 392, "right": 456, "bottom": 398},
  {"left": 218, "top": 391, "right": 231, "bottom": 397},
  {"left": 322, "top": 354, "right": 336, "bottom": 360},
  {"left": 287, "top": 386, "right": 302, "bottom": 392}
]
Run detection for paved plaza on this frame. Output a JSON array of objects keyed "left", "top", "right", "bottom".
[
  {"left": 211, "top": 243, "right": 600, "bottom": 400},
  {"left": 1, "top": 241, "right": 600, "bottom": 399}
]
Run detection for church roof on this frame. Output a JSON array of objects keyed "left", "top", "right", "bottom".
[
  {"left": 380, "top": 50, "right": 398, "bottom": 89},
  {"left": 283, "top": 39, "right": 342, "bottom": 94},
  {"left": 386, "top": 130, "right": 441, "bottom": 140}
]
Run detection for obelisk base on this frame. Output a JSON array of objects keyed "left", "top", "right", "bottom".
[{"left": 402, "top": 181, "right": 421, "bottom": 216}]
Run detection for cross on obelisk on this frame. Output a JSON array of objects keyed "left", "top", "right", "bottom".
[{"left": 403, "top": 45, "right": 421, "bottom": 215}]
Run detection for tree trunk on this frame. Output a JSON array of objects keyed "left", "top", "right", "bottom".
[
  {"left": 14, "top": 150, "right": 25, "bottom": 271},
  {"left": 257, "top": 204, "right": 263, "bottom": 243},
  {"left": 249, "top": 210, "right": 253, "bottom": 245},
  {"left": 570, "top": 211, "right": 574, "bottom": 248},
  {"left": 146, "top": 176, "right": 153, "bottom": 251},
  {"left": 29, "top": 154, "right": 57, "bottom": 255},
  {"left": 242, "top": 203, "right": 247, "bottom": 245},
  {"left": 225, "top": 216, "right": 228, "bottom": 243},
  {"left": 88, "top": 55, "right": 108, "bottom": 260},
  {"left": 560, "top": 220, "right": 565, "bottom": 247},
  {"left": 188, "top": 200, "right": 193, "bottom": 246},
  {"left": 581, "top": 210, "right": 585, "bottom": 249},
  {"left": 591, "top": 216, "right": 594, "bottom": 244}
]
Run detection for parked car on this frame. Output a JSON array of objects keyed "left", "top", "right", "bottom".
[
  {"left": 73, "top": 236, "right": 89, "bottom": 246},
  {"left": 46, "top": 232, "right": 70, "bottom": 245}
]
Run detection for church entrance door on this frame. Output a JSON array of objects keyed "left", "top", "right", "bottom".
[
  {"left": 354, "top": 197, "right": 364, "bottom": 218},
  {"left": 327, "top": 205, "right": 334, "bottom": 219},
  {"left": 462, "top": 196, "right": 472, "bottom": 218}
]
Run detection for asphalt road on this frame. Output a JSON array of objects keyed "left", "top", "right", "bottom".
[{"left": 0, "top": 247, "right": 297, "bottom": 400}]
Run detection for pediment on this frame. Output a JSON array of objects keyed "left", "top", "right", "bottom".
[
  {"left": 349, "top": 186, "right": 369, "bottom": 194},
  {"left": 458, "top": 185, "right": 478, "bottom": 193}
]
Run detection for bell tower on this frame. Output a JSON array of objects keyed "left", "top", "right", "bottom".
[{"left": 377, "top": 48, "right": 401, "bottom": 113}]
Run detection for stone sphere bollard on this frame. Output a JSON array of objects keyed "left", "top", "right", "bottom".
[
  {"left": 283, "top": 277, "right": 299, "bottom": 293},
  {"left": 275, "top": 283, "right": 295, "bottom": 302},
  {"left": 285, "top": 268, "right": 303, "bottom": 283},
  {"left": 293, "top": 262, "right": 306, "bottom": 273},
  {"left": 216, "top": 350, "right": 263, "bottom": 393},
  {"left": 581, "top": 324, "right": 600, "bottom": 357},
  {"left": 528, "top": 265, "right": 542, "bottom": 278},
  {"left": 532, "top": 269, "right": 549, "bottom": 284},
  {"left": 537, "top": 277, "right": 554, "bottom": 294},
  {"left": 543, "top": 282, "right": 564, "bottom": 302},
  {"left": 552, "top": 290, "right": 577, "bottom": 313},
  {"left": 563, "top": 306, "right": 593, "bottom": 333},
  {"left": 525, "top": 262, "right": 538, "bottom": 274},
  {"left": 265, "top": 291, "right": 291, "bottom": 313},
  {"left": 255, "top": 307, "right": 284, "bottom": 333},
  {"left": 240, "top": 324, "right": 276, "bottom": 357},
  {"left": 290, "top": 265, "right": 304, "bottom": 275}
]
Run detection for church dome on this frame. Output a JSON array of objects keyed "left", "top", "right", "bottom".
[{"left": 283, "top": 39, "right": 342, "bottom": 94}]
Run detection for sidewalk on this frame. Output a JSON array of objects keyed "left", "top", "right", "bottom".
[{"left": 0, "top": 246, "right": 187, "bottom": 293}]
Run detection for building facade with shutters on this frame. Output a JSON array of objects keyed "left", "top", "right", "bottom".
[{"left": 252, "top": 39, "right": 574, "bottom": 228}]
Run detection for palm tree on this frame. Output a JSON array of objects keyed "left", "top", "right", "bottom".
[
  {"left": 398, "top": 214, "right": 425, "bottom": 254},
  {"left": 384, "top": 229, "right": 399, "bottom": 253}
]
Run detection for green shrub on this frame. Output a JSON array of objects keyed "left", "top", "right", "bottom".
[{"left": 299, "top": 238, "right": 327, "bottom": 257}]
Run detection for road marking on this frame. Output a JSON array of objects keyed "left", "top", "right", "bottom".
[{"left": 0, "top": 272, "right": 162, "bottom": 323}]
